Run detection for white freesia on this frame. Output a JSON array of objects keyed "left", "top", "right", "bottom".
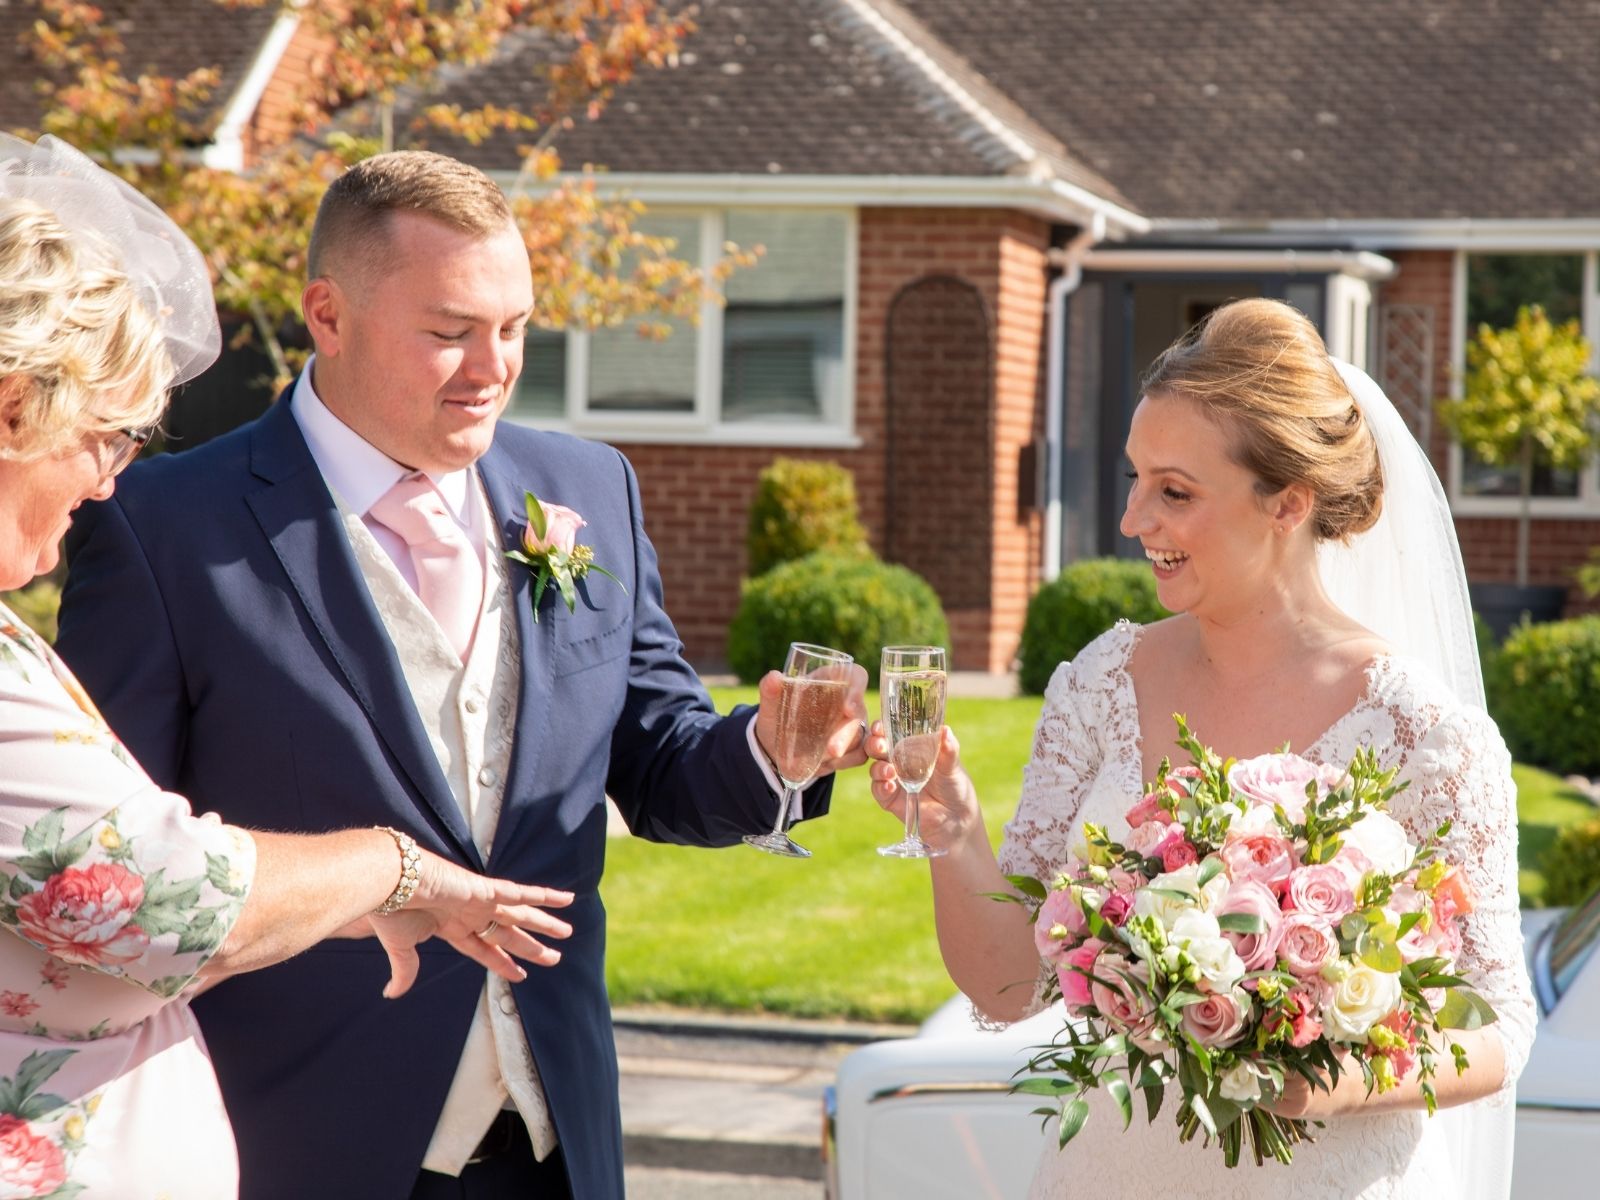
[
  {"left": 1168, "top": 909, "right": 1246, "bottom": 990},
  {"left": 1321, "top": 963, "right": 1403, "bottom": 1042},
  {"left": 1341, "top": 811, "right": 1414, "bottom": 877},
  {"left": 1219, "top": 1060, "right": 1263, "bottom": 1104}
]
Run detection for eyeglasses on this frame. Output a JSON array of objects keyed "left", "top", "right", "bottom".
[{"left": 101, "top": 426, "right": 155, "bottom": 476}]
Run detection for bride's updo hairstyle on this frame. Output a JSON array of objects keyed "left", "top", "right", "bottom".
[{"left": 1141, "top": 298, "right": 1383, "bottom": 542}]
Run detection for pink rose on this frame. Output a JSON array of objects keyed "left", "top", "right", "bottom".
[
  {"left": 1159, "top": 833, "right": 1199, "bottom": 872},
  {"left": 0, "top": 1115, "right": 66, "bottom": 1197},
  {"left": 1330, "top": 845, "right": 1373, "bottom": 891},
  {"left": 1216, "top": 880, "right": 1285, "bottom": 972},
  {"left": 1434, "top": 867, "right": 1476, "bottom": 918},
  {"left": 1277, "top": 913, "right": 1340, "bottom": 977},
  {"left": 1089, "top": 956, "right": 1161, "bottom": 1048},
  {"left": 1220, "top": 809, "right": 1296, "bottom": 891},
  {"left": 1181, "top": 989, "right": 1249, "bottom": 1048},
  {"left": 1228, "top": 754, "right": 1340, "bottom": 823},
  {"left": 1099, "top": 892, "right": 1133, "bottom": 927},
  {"left": 1034, "top": 890, "right": 1088, "bottom": 964},
  {"left": 1124, "top": 822, "right": 1168, "bottom": 857},
  {"left": 1282, "top": 865, "right": 1356, "bottom": 923},
  {"left": 1057, "top": 937, "right": 1106, "bottom": 1012},
  {"left": 1165, "top": 765, "right": 1203, "bottom": 798},
  {"left": 16, "top": 863, "right": 149, "bottom": 968},
  {"left": 522, "top": 501, "right": 586, "bottom": 557},
  {"left": 1124, "top": 792, "right": 1174, "bottom": 828}
]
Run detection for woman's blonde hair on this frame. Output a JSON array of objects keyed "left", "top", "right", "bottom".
[
  {"left": 0, "top": 198, "right": 170, "bottom": 461},
  {"left": 1141, "top": 298, "right": 1383, "bottom": 542}
]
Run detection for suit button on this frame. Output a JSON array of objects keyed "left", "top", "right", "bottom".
[
  {"left": 498, "top": 993, "right": 517, "bottom": 1016},
  {"left": 465, "top": 697, "right": 482, "bottom": 714},
  {"left": 478, "top": 766, "right": 498, "bottom": 787}
]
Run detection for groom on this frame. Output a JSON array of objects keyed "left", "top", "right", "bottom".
[{"left": 56, "top": 151, "right": 868, "bottom": 1200}]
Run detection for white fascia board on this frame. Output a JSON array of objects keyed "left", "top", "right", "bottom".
[
  {"left": 496, "top": 170, "right": 1148, "bottom": 236},
  {"left": 1146, "top": 217, "right": 1600, "bottom": 251},
  {"left": 1075, "top": 247, "right": 1397, "bottom": 281},
  {"left": 200, "top": 8, "right": 302, "bottom": 171}
]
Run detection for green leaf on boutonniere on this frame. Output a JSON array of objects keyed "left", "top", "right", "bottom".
[
  {"left": 555, "top": 566, "right": 578, "bottom": 614},
  {"left": 524, "top": 490, "right": 548, "bottom": 544},
  {"left": 531, "top": 565, "right": 552, "bottom": 623}
]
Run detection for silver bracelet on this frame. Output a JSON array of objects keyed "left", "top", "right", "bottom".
[{"left": 372, "top": 826, "right": 422, "bottom": 915}]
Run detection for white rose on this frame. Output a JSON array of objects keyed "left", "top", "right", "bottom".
[
  {"left": 1321, "top": 963, "right": 1403, "bottom": 1042},
  {"left": 1169, "top": 909, "right": 1246, "bottom": 990},
  {"left": 1340, "top": 812, "right": 1414, "bottom": 878},
  {"left": 1134, "top": 864, "right": 1203, "bottom": 931},
  {"left": 1219, "top": 1060, "right": 1262, "bottom": 1104}
]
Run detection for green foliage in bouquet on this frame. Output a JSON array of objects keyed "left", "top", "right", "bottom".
[
  {"left": 1489, "top": 615, "right": 1600, "bottom": 776},
  {"left": 0, "top": 579, "right": 62, "bottom": 643},
  {"left": 1018, "top": 559, "right": 1169, "bottom": 694},
  {"left": 1439, "top": 306, "right": 1600, "bottom": 588},
  {"left": 727, "top": 552, "right": 948, "bottom": 689},
  {"left": 1542, "top": 816, "right": 1600, "bottom": 908},
  {"left": 745, "top": 457, "right": 870, "bottom": 578}
]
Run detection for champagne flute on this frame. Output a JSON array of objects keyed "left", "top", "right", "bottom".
[
  {"left": 877, "top": 645, "right": 948, "bottom": 859},
  {"left": 744, "top": 642, "right": 854, "bottom": 859}
]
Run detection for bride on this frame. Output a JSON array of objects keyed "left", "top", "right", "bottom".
[{"left": 867, "top": 299, "right": 1536, "bottom": 1198}]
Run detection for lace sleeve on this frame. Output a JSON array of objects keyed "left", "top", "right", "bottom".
[{"left": 1385, "top": 697, "right": 1537, "bottom": 1090}]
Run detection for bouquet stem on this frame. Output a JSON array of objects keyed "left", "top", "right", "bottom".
[{"left": 1178, "top": 1106, "right": 1311, "bottom": 1167}]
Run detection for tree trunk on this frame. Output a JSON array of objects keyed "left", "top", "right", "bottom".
[{"left": 1517, "top": 433, "right": 1534, "bottom": 589}]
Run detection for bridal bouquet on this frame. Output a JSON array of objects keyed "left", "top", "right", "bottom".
[{"left": 1005, "top": 717, "right": 1496, "bottom": 1167}]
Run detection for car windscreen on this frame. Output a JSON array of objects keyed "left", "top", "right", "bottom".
[{"left": 1543, "top": 884, "right": 1600, "bottom": 1010}]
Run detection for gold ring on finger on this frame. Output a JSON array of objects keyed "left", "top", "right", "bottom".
[{"left": 475, "top": 920, "right": 499, "bottom": 939}]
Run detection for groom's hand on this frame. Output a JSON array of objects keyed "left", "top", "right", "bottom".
[{"left": 754, "top": 662, "right": 871, "bottom": 777}]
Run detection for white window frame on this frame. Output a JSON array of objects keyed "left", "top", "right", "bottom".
[
  {"left": 1448, "top": 248, "right": 1600, "bottom": 517},
  {"left": 514, "top": 206, "right": 861, "bottom": 449}
]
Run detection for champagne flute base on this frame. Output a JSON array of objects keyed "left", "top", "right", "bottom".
[
  {"left": 744, "top": 831, "right": 812, "bottom": 858},
  {"left": 876, "top": 838, "right": 946, "bottom": 859}
]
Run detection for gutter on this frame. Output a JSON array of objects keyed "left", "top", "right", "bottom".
[{"left": 1064, "top": 247, "right": 1397, "bottom": 282}]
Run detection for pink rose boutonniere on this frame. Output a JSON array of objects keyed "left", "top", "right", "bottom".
[{"left": 505, "top": 490, "right": 625, "bottom": 621}]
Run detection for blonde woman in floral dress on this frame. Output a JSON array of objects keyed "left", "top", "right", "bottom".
[
  {"left": 868, "top": 300, "right": 1537, "bottom": 1198},
  {"left": 0, "top": 135, "right": 576, "bottom": 1197}
]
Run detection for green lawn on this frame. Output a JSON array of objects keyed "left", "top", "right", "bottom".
[{"left": 602, "top": 689, "right": 1597, "bottom": 1024}]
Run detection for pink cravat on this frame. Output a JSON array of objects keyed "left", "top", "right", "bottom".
[{"left": 367, "top": 473, "right": 484, "bottom": 661}]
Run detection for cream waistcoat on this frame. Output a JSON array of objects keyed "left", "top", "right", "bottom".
[{"left": 337, "top": 478, "right": 558, "bottom": 1173}]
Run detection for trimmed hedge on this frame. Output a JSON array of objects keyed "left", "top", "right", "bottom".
[
  {"left": 745, "top": 458, "right": 869, "bottom": 578},
  {"left": 728, "top": 552, "right": 948, "bottom": 688},
  {"left": 1488, "top": 615, "right": 1600, "bottom": 776},
  {"left": 1018, "top": 558, "right": 1169, "bottom": 694},
  {"left": 1543, "top": 816, "right": 1600, "bottom": 908}
]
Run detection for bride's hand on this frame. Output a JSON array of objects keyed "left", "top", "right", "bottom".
[{"left": 865, "top": 722, "right": 983, "bottom": 850}]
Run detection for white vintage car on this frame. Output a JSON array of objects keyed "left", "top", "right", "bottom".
[{"left": 823, "top": 901, "right": 1600, "bottom": 1198}]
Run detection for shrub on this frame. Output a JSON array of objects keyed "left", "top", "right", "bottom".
[
  {"left": 1017, "top": 558, "right": 1169, "bottom": 694},
  {"left": 0, "top": 578, "right": 61, "bottom": 643},
  {"left": 745, "top": 458, "right": 869, "bottom": 578},
  {"left": 1490, "top": 615, "right": 1600, "bottom": 776},
  {"left": 727, "top": 552, "right": 948, "bottom": 688},
  {"left": 1543, "top": 816, "right": 1600, "bottom": 908}
]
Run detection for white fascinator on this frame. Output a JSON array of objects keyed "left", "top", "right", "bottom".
[{"left": 0, "top": 133, "right": 220, "bottom": 385}]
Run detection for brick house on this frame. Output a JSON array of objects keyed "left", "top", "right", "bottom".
[{"left": 9, "top": 1, "right": 1600, "bottom": 670}]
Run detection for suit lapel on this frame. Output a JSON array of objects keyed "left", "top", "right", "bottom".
[
  {"left": 244, "top": 397, "right": 483, "bottom": 868},
  {"left": 476, "top": 440, "right": 557, "bottom": 868}
]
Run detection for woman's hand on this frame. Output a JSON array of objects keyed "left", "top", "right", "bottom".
[
  {"left": 366, "top": 850, "right": 575, "bottom": 998},
  {"left": 865, "top": 722, "right": 983, "bottom": 852}
]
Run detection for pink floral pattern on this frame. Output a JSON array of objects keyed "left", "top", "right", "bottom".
[{"left": 0, "top": 609, "right": 256, "bottom": 1195}]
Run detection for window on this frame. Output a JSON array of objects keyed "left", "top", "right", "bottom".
[
  {"left": 1454, "top": 253, "right": 1592, "bottom": 503},
  {"left": 510, "top": 208, "right": 857, "bottom": 447}
]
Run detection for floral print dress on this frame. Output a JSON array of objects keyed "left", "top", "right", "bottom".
[{"left": 0, "top": 606, "right": 256, "bottom": 1198}]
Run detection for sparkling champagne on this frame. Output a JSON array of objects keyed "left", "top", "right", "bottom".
[
  {"left": 883, "top": 669, "right": 947, "bottom": 791},
  {"left": 772, "top": 675, "right": 849, "bottom": 788}
]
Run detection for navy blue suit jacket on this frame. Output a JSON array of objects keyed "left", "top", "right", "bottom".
[{"left": 55, "top": 396, "right": 829, "bottom": 1200}]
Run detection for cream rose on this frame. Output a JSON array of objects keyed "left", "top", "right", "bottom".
[
  {"left": 1169, "top": 909, "right": 1246, "bottom": 991},
  {"left": 1340, "top": 812, "right": 1414, "bottom": 878},
  {"left": 1219, "top": 1060, "right": 1263, "bottom": 1104},
  {"left": 1321, "top": 963, "right": 1403, "bottom": 1043}
]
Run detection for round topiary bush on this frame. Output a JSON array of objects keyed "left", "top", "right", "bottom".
[
  {"left": 1542, "top": 816, "right": 1600, "bottom": 908},
  {"left": 745, "top": 458, "right": 870, "bottom": 578},
  {"left": 728, "top": 552, "right": 949, "bottom": 687},
  {"left": 1018, "top": 558, "right": 1169, "bottom": 694},
  {"left": 1489, "top": 615, "right": 1600, "bottom": 776}
]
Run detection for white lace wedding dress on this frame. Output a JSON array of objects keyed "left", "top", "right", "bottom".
[{"left": 997, "top": 623, "right": 1537, "bottom": 1199}]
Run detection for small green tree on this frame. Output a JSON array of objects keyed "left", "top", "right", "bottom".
[
  {"left": 1440, "top": 305, "right": 1600, "bottom": 587},
  {"left": 745, "top": 458, "right": 869, "bottom": 577}
]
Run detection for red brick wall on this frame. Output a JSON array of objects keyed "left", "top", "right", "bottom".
[
  {"left": 615, "top": 207, "right": 1052, "bottom": 672},
  {"left": 1381, "top": 250, "right": 1600, "bottom": 613},
  {"left": 241, "top": 16, "right": 328, "bottom": 163}
]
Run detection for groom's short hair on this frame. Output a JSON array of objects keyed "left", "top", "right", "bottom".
[{"left": 307, "top": 150, "right": 515, "bottom": 284}]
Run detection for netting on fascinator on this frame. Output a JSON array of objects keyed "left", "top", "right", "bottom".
[{"left": 0, "top": 133, "right": 220, "bottom": 385}]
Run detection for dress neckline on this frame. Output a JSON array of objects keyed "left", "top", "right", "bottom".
[{"left": 1107, "top": 619, "right": 1396, "bottom": 797}]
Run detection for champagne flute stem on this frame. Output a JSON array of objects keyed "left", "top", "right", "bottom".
[
  {"left": 770, "top": 786, "right": 799, "bottom": 838},
  {"left": 903, "top": 787, "right": 923, "bottom": 844}
]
